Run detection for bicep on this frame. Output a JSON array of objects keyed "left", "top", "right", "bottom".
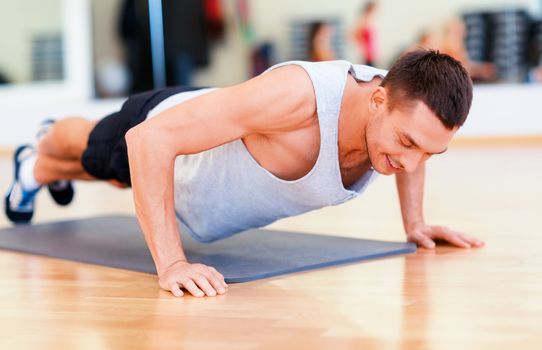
[{"left": 132, "top": 65, "right": 316, "bottom": 156}]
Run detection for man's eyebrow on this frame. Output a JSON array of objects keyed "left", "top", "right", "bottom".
[{"left": 403, "top": 132, "right": 448, "bottom": 155}]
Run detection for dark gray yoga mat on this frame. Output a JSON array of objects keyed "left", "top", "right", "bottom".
[{"left": 0, "top": 215, "right": 416, "bottom": 283}]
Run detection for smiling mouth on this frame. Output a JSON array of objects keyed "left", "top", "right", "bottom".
[{"left": 386, "top": 155, "right": 401, "bottom": 171}]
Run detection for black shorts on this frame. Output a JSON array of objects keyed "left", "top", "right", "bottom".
[{"left": 81, "top": 86, "right": 204, "bottom": 186}]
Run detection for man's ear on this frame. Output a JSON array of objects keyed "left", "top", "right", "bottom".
[{"left": 370, "top": 86, "right": 387, "bottom": 112}]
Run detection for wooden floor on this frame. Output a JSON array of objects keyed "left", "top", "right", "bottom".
[{"left": 0, "top": 145, "right": 541, "bottom": 349}]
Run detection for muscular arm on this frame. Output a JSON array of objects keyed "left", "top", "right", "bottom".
[
  {"left": 395, "top": 162, "right": 484, "bottom": 249},
  {"left": 395, "top": 162, "right": 426, "bottom": 233},
  {"left": 125, "top": 65, "right": 316, "bottom": 297}
]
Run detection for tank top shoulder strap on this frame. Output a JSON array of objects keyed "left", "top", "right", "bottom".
[{"left": 263, "top": 60, "right": 353, "bottom": 169}]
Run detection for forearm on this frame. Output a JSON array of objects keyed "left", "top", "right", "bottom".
[
  {"left": 126, "top": 127, "right": 187, "bottom": 275},
  {"left": 395, "top": 163, "right": 485, "bottom": 249},
  {"left": 395, "top": 162, "right": 426, "bottom": 231}
]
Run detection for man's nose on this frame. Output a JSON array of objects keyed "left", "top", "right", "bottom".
[{"left": 400, "top": 151, "right": 424, "bottom": 173}]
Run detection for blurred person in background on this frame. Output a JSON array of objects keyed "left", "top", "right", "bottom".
[
  {"left": 352, "top": 1, "right": 379, "bottom": 66},
  {"left": 529, "top": 64, "right": 542, "bottom": 82},
  {"left": 412, "top": 30, "right": 441, "bottom": 51},
  {"left": 528, "top": 33, "right": 542, "bottom": 82},
  {"left": 119, "top": 0, "right": 221, "bottom": 92},
  {"left": 308, "top": 21, "right": 336, "bottom": 61},
  {"left": 440, "top": 18, "right": 497, "bottom": 82},
  {"left": 389, "top": 29, "right": 440, "bottom": 67}
]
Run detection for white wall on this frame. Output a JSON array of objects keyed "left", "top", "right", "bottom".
[{"left": 459, "top": 84, "right": 542, "bottom": 137}]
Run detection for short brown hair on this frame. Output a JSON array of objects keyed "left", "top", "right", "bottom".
[{"left": 380, "top": 49, "right": 473, "bottom": 129}]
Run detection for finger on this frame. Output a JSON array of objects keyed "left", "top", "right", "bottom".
[
  {"left": 194, "top": 275, "right": 218, "bottom": 297},
  {"left": 169, "top": 283, "right": 184, "bottom": 297},
  {"left": 410, "top": 233, "right": 435, "bottom": 249},
  {"left": 196, "top": 265, "right": 227, "bottom": 289},
  {"left": 181, "top": 279, "right": 205, "bottom": 298},
  {"left": 421, "top": 236, "right": 436, "bottom": 249},
  {"left": 201, "top": 268, "right": 227, "bottom": 294},
  {"left": 458, "top": 233, "right": 485, "bottom": 247},
  {"left": 442, "top": 227, "right": 471, "bottom": 248},
  {"left": 209, "top": 267, "right": 228, "bottom": 289},
  {"left": 206, "top": 272, "right": 227, "bottom": 295},
  {"left": 436, "top": 230, "right": 471, "bottom": 248}
]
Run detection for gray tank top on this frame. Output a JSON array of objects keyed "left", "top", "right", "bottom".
[{"left": 147, "top": 60, "right": 387, "bottom": 242}]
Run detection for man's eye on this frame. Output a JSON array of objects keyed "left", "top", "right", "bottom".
[{"left": 401, "top": 141, "right": 413, "bottom": 148}]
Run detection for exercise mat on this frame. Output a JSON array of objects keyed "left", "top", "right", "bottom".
[{"left": 0, "top": 215, "right": 416, "bottom": 282}]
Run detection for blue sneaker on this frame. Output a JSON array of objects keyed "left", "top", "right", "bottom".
[
  {"left": 4, "top": 145, "right": 41, "bottom": 224},
  {"left": 37, "top": 119, "right": 74, "bottom": 206},
  {"left": 36, "top": 118, "right": 56, "bottom": 141}
]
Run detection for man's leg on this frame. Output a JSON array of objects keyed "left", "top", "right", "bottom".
[
  {"left": 34, "top": 153, "right": 95, "bottom": 184},
  {"left": 34, "top": 117, "right": 96, "bottom": 184},
  {"left": 5, "top": 116, "right": 123, "bottom": 224},
  {"left": 34, "top": 117, "right": 128, "bottom": 188}
]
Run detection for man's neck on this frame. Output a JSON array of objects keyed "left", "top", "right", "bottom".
[{"left": 339, "top": 76, "right": 377, "bottom": 158}]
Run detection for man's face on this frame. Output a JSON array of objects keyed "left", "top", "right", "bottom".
[{"left": 366, "top": 99, "right": 458, "bottom": 175}]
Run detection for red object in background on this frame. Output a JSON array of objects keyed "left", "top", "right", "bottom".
[
  {"left": 205, "top": 0, "right": 225, "bottom": 40},
  {"left": 205, "top": 0, "right": 222, "bottom": 21},
  {"left": 355, "top": 26, "right": 377, "bottom": 66}
]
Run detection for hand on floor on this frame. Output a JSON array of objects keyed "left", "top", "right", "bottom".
[
  {"left": 159, "top": 260, "right": 228, "bottom": 297},
  {"left": 406, "top": 223, "right": 485, "bottom": 249}
]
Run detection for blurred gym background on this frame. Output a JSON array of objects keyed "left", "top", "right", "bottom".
[{"left": 1, "top": 0, "right": 541, "bottom": 148}]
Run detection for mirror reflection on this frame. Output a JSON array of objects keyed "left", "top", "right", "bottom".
[
  {"left": 1, "top": 0, "right": 541, "bottom": 96},
  {"left": 90, "top": 0, "right": 542, "bottom": 99},
  {"left": 0, "top": 0, "right": 64, "bottom": 85}
]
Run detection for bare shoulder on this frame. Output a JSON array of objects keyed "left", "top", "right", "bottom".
[
  {"left": 235, "top": 64, "right": 317, "bottom": 133},
  {"left": 264, "top": 64, "right": 314, "bottom": 94},
  {"left": 135, "top": 63, "right": 318, "bottom": 156}
]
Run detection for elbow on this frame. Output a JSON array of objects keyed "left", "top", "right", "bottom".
[
  {"left": 125, "top": 123, "right": 175, "bottom": 159},
  {"left": 125, "top": 123, "right": 155, "bottom": 152},
  {"left": 125, "top": 123, "right": 143, "bottom": 147}
]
